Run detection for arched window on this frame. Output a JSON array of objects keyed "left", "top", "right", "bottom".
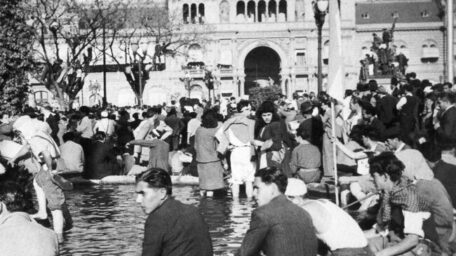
[
  {"left": 399, "top": 45, "right": 409, "bottom": 57},
  {"left": 236, "top": 1, "right": 245, "bottom": 15},
  {"left": 191, "top": 4, "right": 197, "bottom": 24},
  {"left": 183, "top": 4, "right": 189, "bottom": 24},
  {"left": 258, "top": 0, "right": 266, "bottom": 22},
  {"left": 278, "top": 0, "right": 287, "bottom": 21},
  {"left": 188, "top": 44, "right": 203, "bottom": 63},
  {"left": 247, "top": 1, "right": 256, "bottom": 22},
  {"left": 220, "top": 0, "right": 230, "bottom": 23},
  {"left": 421, "top": 40, "right": 439, "bottom": 63},
  {"left": 295, "top": 0, "right": 305, "bottom": 21},
  {"left": 268, "top": 0, "right": 277, "bottom": 21},
  {"left": 198, "top": 4, "right": 205, "bottom": 23}
]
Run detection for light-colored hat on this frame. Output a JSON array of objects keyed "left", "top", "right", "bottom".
[
  {"left": 101, "top": 111, "right": 109, "bottom": 118},
  {"left": 423, "top": 86, "right": 433, "bottom": 94},
  {"left": 285, "top": 178, "right": 307, "bottom": 197}
]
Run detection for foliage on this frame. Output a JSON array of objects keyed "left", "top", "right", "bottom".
[
  {"left": 0, "top": 0, "right": 35, "bottom": 113},
  {"left": 248, "top": 85, "right": 282, "bottom": 107}
]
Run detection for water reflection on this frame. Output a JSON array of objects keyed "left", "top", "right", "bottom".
[{"left": 60, "top": 185, "right": 255, "bottom": 256}]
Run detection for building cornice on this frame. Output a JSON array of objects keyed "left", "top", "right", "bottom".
[{"left": 356, "top": 22, "right": 443, "bottom": 32}]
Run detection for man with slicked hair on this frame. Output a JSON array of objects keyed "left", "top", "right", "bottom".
[
  {"left": 136, "top": 168, "right": 213, "bottom": 256},
  {"left": 238, "top": 167, "right": 318, "bottom": 256}
]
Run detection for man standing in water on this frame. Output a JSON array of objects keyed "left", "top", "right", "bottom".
[
  {"left": 135, "top": 168, "right": 213, "bottom": 256},
  {"left": 217, "top": 100, "right": 256, "bottom": 199},
  {"left": 238, "top": 167, "right": 318, "bottom": 256}
]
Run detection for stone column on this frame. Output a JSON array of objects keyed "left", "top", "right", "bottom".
[
  {"left": 245, "top": 2, "right": 247, "bottom": 17},
  {"left": 265, "top": 2, "right": 269, "bottom": 21},
  {"left": 238, "top": 75, "right": 245, "bottom": 97},
  {"left": 255, "top": 0, "right": 258, "bottom": 22},
  {"left": 276, "top": 1, "right": 279, "bottom": 17},
  {"left": 279, "top": 72, "right": 286, "bottom": 94},
  {"left": 290, "top": 72, "right": 296, "bottom": 95}
]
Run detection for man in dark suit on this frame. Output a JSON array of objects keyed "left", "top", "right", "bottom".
[
  {"left": 435, "top": 92, "right": 456, "bottom": 149},
  {"left": 136, "top": 168, "right": 213, "bottom": 256},
  {"left": 433, "top": 145, "right": 456, "bottom": 207},
  {"left": 376, "top": 86, "right": 398, "bottom": 127},
  {"left": 238, "top": 167, "right": 318, "bottom": 256}
]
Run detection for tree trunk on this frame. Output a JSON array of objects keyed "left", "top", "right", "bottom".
[{"left": 51, "top": 81, "right": 67, "bottom": 111}]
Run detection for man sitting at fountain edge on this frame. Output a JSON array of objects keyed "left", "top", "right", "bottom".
[
  {"left": 0, "top": 181, "right": 58, "bottom": 256},
  {"left": 285, "top": 178, "right": 374, "bottom": 256},
  {"left": 237, "top": 167, "right": 318, "bottom": 256},
  {"left": 135, "top": 168, "right": 213, "bottom": 256}
]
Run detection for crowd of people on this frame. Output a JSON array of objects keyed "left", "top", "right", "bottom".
[{"left": 0, "top": 71, "right": 456, "bottom": 255}]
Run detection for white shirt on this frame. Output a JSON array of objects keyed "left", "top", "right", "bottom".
[
  {"left": 301, "top": 199, "right": 368, "bottom": 250},
  {"left": 76, "top": 116, "right": 94, "bottom": 139},
  {"left": 59, "top": 140, "right": 84, "bottom": 173},
  {"left": 93, "top": 118, "right": 116, "bottom": 136}
]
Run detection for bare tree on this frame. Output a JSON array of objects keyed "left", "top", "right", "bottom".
[
  {"left": 104, "top": 0, "right": 212, "bottom": 104},
  {"left": 24, "top": 0, "right": 126, "bottom": 109}
]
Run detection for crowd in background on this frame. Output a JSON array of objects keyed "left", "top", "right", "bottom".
[{"left": 1, "top": 71, "right": 456, "bottom": 255}]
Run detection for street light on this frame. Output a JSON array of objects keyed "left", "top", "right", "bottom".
[
  {"left": 313, "top": 0, "right": 328, "bottom": 94},
  {"left": 131, "top": 42, "right": 149, "bottom": 107}
]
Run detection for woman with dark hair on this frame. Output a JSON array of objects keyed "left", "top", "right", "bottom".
[
  {"left": 290, "top": 122, "right": 321, "bottom": 183},
  {"left": 83, "top": 131, "right": 121, "bottom": 179},
  {"left": 253, "top": 101, "right": 287, "bottom": 170},
  {"left": 194, "top": 109, "right": 225, "bottom": 197}
]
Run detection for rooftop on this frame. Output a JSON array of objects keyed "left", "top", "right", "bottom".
[{"left": 356, "top": 0, "right": 442, "bottom": 25}]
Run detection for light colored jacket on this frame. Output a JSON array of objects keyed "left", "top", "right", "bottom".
[
  {"left": 216, "top": 114, "right": 255, "bottom": 154},
  {"left": 0, "top": 212, "right": 58, "bottom": 256}
]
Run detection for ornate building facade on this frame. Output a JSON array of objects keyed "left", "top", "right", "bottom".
[{"left": 32, "top": 0, "right": 446, "bottom": 107}]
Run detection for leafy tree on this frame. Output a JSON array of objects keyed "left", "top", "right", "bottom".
[
  {"left": 0, "top": 0, "right": 35, "bottom": 113},
  {"left": 249, "top": 85, "right": 282, "bottom": 108}
]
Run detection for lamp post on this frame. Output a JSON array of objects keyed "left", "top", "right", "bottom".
[
  {"left": 102, "top": 21, "right": 107, "bottom": 107},
  {"left": 131, "top": 42, "right": 149, "bottom": 107},
  {"left": 313, "top": 0, "right": 328, "bottom": 94}
]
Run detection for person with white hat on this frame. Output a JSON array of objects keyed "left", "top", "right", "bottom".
[
  {"left": 93, "top": 110, "right": 116, "bottom": 137},
  {"left": 285, "top": 178, "right": 373, "bottom": 256}
]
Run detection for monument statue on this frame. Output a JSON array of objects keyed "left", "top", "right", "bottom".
[{"left": 359, "top": 17, "right": 407, "bottom": 82}]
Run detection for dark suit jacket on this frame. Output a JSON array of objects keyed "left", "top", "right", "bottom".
[
  {"left": 376, "top": 94, "right": 398, "bottom": 125},
  {"left": 142, "top": 198, "right": 213, "bottom": 256},
  {"left": 83, "top": 140, "right": 120, "bottom": 179},
  {"left": 238, "top": 195, "right": 318, "bottom": 256},
  {"left": 436, "top": 106, "right": 456, "bottom": 147},
  {"left": 433, "top": 160, "right": 456, "bottom": 207}
]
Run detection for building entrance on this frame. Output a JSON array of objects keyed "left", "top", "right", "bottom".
[{"left": 244, "top": 46, "right": 281, "bottom": 95}]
